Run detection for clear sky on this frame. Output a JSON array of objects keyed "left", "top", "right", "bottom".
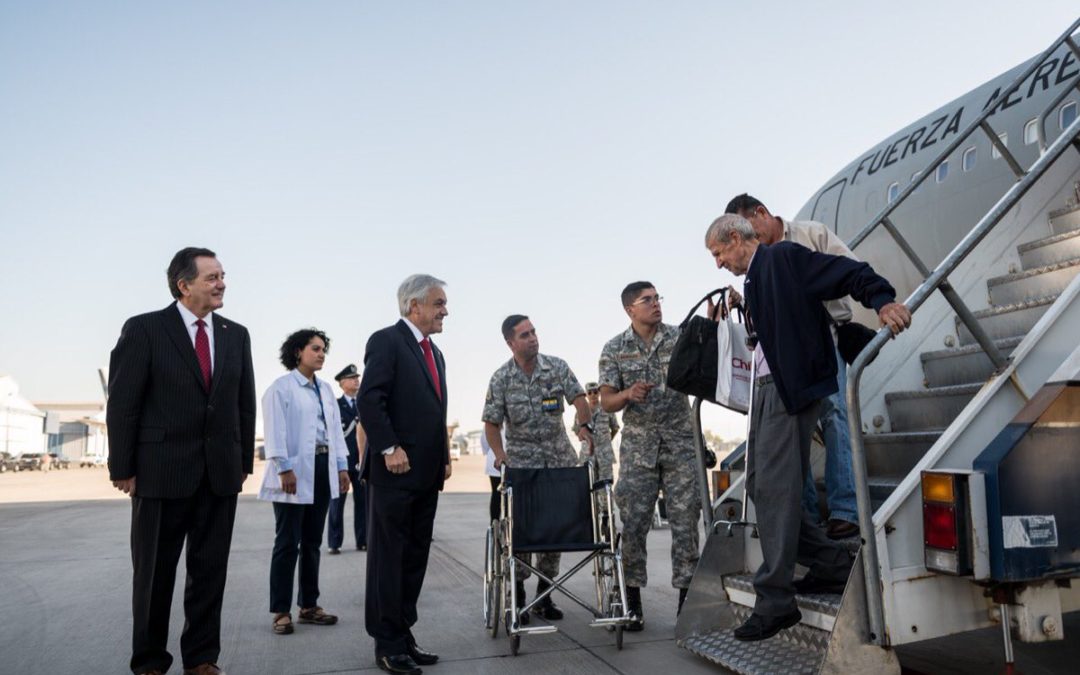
[{"left": 2, "top": 2, "right": 1077, "bottom": 440}]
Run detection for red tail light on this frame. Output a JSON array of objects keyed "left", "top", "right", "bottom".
[{"left": 923, "top": 502, "right": 959, "bottom": 550}]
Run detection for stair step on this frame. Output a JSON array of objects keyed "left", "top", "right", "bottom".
[
  {"left": 869, "top": 477, "right": 901, "bottom": 507},
  {"left": 864, "top": 431, "right": 939, "bottom": 480},
  {"left": 885, "top": 384, "right": 981, "bottom": 432},
  {"left": 1048, "top": 204, "right": 1080, "bottom": 235},
  {"left": 680, "top": 626, "right": 824, "bottom": 675},
  {"left": 724, "top": 574, "right": 842, "bottom": 619},
  {"left": 1018, "top": 228, "right": 1080, "bottom": 270},
  {"left": 987, "top": 257, "right": 1080, "bottom": 305},
  {"left": 920, "top": 337, "right": 1023, "bottom": 387},
  {"left": 955, "top": 295, "right": 1056, "bottom": 345}
]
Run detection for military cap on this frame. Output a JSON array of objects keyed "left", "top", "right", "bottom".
[
  {"left": 334, "top": 364, "right": 361, "bottom": 381},
  {"left": 585, "top": 382, "right": 600, "bottom": 392}
]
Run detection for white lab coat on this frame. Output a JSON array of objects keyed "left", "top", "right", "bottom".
[{"left": 258, "top": 370, "right": 349, "bottom": 504}]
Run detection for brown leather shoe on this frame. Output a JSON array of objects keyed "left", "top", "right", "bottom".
[
  {"left": 826, "top": 519, "right": 859, "bottom": 539},
  {"left": 183, "top": 664, "right": 225, "bottom": 675}
]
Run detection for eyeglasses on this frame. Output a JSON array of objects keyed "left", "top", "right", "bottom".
[
  {"left": 586, "top": 389, "right": 600, "bottom": 395},
  {"left": 630, "top": 294, "right": 663, "bottom": 307}
]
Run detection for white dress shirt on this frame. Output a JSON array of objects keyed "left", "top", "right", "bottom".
[
  {"left": 381, "top": 318, "right": 428, "bottom": 456},
  {"left": 175, "top": 301, "right": 215, "bottom": 372}
]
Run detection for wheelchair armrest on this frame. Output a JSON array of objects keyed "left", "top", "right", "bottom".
[{"left": 591, "top": 478, "right": 614, "bottom": 491}]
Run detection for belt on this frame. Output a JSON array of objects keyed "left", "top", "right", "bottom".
[
  {"left": 315, "top": 444, "right": 330, "bottom": 455},
  {"left": 755, "top": 374, "right": 774, "bottom": 387}
]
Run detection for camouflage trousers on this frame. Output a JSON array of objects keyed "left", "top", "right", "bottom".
[
  {"left": 579, "top": 445, "right": 615, "bottom": 483},
  {"left": 614, "top": 445, "right": 701, "bottom": 588},
  {"left": 513, "top": 552, "right": 560, "bottom": 585}
]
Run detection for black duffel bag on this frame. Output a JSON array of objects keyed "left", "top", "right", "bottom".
[
  {"left": 836, "top": 320, "right": 878, "bottom": 366},
  {"left": 665, "top": 287, "right": 728, "bottom": 403}
]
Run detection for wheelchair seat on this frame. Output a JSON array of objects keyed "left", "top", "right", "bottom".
[{"left": 505, "top": 466, "right": 604, "bottom": 553}]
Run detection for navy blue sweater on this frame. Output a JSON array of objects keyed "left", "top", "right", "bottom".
[{"left": 744, "top": 241, "right": 896, "bottom": 414}]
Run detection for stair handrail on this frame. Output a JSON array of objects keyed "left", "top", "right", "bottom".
[{"left": 846, "top": 110, "right": 1080, "bottom": 647}]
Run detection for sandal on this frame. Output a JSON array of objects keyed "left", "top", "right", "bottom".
[
  {"left": 272, "top": 612, "right": 294, "bottom": 635},
  {"left": 298, "top": 606, "right": 338, "bottom": 625}
]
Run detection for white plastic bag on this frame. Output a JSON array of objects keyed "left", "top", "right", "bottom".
[{"left": 715, "top": 316, "right": 752, "bottom": 414}]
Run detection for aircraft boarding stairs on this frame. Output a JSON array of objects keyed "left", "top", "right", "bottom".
[{"left": 676, "top": 20, "right": 1080, "bottom": 675}]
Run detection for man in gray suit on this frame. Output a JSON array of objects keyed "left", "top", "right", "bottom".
[{"left": 107, "top": 247, "right": 256, "bottom": 675}]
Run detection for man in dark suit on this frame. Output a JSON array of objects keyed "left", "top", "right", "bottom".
[
  {"left": 107, "top": 247, "right": 256, "bottom": 675},
  {"left": 357, "top": 274, "right": 451, "bottom": 675},
  {"left": 705, "top": 214, "right": 911, "bottom": 642},
  {"left": 327, "top": 363, "right": 366, "bottom": 553}
]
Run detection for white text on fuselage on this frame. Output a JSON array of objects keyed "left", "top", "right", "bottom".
[{"left": 850, "top": 50, "right": 1078, "bottom": 185}]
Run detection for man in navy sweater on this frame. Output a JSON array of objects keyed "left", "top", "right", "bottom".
[{"left": 704, "top": 214, "right": 911, "bottom": 641}]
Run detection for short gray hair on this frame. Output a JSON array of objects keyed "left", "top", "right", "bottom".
[
  {"left": 397, "top": 274, "right": 447, "bottom": 317},
  {"left": 705, "top": 213, "right": 756, "bottom": 247}
]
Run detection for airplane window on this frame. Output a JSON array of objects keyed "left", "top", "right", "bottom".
[
  {"left": 1061, "top": 102, "right": 1078, "bottom": 130},
  {"left": 936, "top": 160, "right": 949, "bottom": 183},
  {"left": 991, "top": 133, "right": 1007, "bottom": 159},
  {"left": 1024, "top": 119, "right": 1038, "bottom": 145},
  {"left": 911, "top": 171, "right": 922, "bottom": 191},
  {"left": 963, "top": 147, "right": 977, "bottom": 172},
  {"left": 887, "top": 182, "right": 900, "bottom": 203}
]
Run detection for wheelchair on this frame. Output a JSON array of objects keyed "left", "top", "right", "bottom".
[{"left": 482, "top": 456, "right": 632, "bottom": 655}]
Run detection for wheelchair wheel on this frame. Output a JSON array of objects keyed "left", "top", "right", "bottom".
[
  {"left": 615, "top": 624, "right": 624, "bottom": 650},
  {"left": 510, "top": 633, "right": 521, "bottom": 656},
  {"left": 483, "top": 524, "right": 502, "bottom": 638}
]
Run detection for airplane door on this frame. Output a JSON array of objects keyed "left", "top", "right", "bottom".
[{"left": 811, "top": 178, "right": 846, "bottom": 233}]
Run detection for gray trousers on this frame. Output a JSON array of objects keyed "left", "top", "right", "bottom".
[{"left": 747, "top": 378, "right": 852, "bottom": 616}]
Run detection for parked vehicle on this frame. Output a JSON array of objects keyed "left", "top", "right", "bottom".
[
  {"left": 48, "top": 453, "right": 70, "bottom": 469},
  {"left": 79, "top": 455, "right": 107, "bottom": 468},
  {"left": 18, "top": 453, "right": 45, "bottom": 471},
  {"left": 0, "top": 452, "right": 19, "bottom": 473}
]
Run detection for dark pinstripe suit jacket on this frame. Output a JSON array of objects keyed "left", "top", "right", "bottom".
[
  {"left": 358, "top": 320, "right": 449, "bottom": 492},
  {"left": 106, "top": 304, "right": 256, "bottom": 499}
]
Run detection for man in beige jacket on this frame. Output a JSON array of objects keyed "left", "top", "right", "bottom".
[{"left": 724, "top": 193, "right": 859, "bottom": 540}]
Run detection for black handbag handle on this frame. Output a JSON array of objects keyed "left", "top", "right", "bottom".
[{"left": 678, "top": 287, "right": 744, "bottom": 328}]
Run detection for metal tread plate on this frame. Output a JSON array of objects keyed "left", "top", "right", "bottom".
[
  {"left": 724, "top": 574, "right": 842, "bottom": 617},
  {"left": 1017, "top": 226, "right": 1080, "bottom": 252},
  {"left": 679, "top": 627, "right": 825, "bottom": 675}
]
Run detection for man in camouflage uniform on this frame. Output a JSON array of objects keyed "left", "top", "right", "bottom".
[
  {"left": 573, "top": 382, "right": 620, "bottom": 482},
  {"left": 599, "top": 281, "right": 701, "bottom": 631},
  {"left": 483, "top": 314, "right": 595, "bottom": 622}
]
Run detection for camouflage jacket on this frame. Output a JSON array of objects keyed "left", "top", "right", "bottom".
[
  {"left": 598, "top": 323, "right": 694, "bottom": 468},
  {"left": 482, "top": 353, "right": 585, "bottom": 467}
]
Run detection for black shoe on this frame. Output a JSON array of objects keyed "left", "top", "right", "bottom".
[
  {"left": 826, "top": 518, "right": 859, "bottom": 540},
  {"left": 677, "top": 587, "right": 688, "bottom": 615},
  {"left": 407, "top": 643, "right": 439, "bottom": 666},
  {"left": 532, "top": 599, "right": 564, "bottom": 621},
  {"left": 357, "top": 544, "right": 367, "bottom": 551},
  {"left": 533, "top": 580, "right": 564, "bottom": 620},
  {"left": 328, "top": 548, "right": 341, "bottom": 555},
  {"left": 794, "top": 573, "right": 847, "bottom": 595},
  {"left": 376, "top": 654, "right": 421, "bottom": 675},
  {"left": 732, "top": 610, "right": 802, "bottom": 641},
  {"left": 625, "top": 586, "right": 644, "bottom": 632}
]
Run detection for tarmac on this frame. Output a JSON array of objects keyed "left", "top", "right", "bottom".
[{"left": 1, "top": 459, "right": 1078, "bottom": 674}]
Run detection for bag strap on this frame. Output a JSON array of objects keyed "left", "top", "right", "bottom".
[{"left": 679, "top": 288, "right": 727, "bottom": 328}]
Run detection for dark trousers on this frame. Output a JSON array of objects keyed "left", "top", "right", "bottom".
[
  {"left": 747, "top": 379, "right": 852, "bottom": 617},
  {"left": 327, "top": 473, "right": 366, "bottom": 549},
  {"left": 488, "top": 475, "right": 500, "bottom": 522},
  {"left": 129, "top": 476, "right": 238, "bottom": 674},
  {"left": 365, "top": 482, "right": 439, "bottom": 657},
  {"left": 270, "top": 453, "right": 332, "bottom": 613}
]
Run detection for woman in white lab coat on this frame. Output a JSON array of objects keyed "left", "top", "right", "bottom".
[{"left": 259, "top": 328, "right": 351, "bottom": 635}]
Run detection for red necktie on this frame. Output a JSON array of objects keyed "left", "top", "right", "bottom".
[
  {"left": 420, "top": 337, "right": 441, "bottom": 400},
  {"left": 195, "top": 319, "right": 212, "bottom": 391}
]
